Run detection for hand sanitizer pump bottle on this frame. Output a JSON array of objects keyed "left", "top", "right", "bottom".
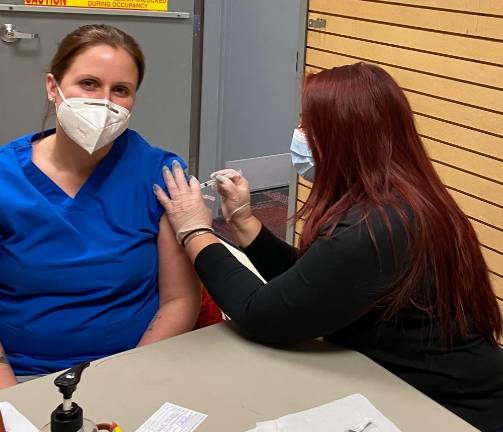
[{"left": 40, "top": 362, "right": 98, "bottom": 432}]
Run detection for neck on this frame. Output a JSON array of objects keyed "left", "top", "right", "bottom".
[{"left": 45, "top": 124, "right": 112, "bottom": 175}]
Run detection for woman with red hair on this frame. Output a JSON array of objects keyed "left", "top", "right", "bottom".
[{"left": 154, "top": 63, "right": 503, "bottom": 431}]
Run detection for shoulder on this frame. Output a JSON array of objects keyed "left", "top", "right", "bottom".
[
  {"left": 0, "top": 132, "right": 38, "bottom": 171},
  {"left": 0, "top": 132, "right": 35, "bottom": 155},
  {"left": 322, "top": 202, "right": 411, "bottom": 258},
  {"left": 122, "top": 129, "right": 186, "bottom": 169}
]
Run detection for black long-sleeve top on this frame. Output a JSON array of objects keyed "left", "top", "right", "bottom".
[{"left": 195, "top": 207, "right": 503, "bottom": 432}]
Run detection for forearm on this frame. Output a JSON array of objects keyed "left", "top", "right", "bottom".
[
  {"left": 0, "top": 344, "right": 17, "bottom": 389},
  {"left": 228, "top": 215, "right": 262, "bottom": 248},
  {"left": 137, "top": 296, "right": 200, "bottom": 346}
]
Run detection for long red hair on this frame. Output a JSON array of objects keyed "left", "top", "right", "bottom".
[{"left": 297, "top": 62, "right": 501, "bottom": 344}]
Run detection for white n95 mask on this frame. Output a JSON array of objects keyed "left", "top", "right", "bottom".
[
  {"left": 290, "top": 128, "right": 315, "bottom": 182},
  {"left": 55, "top": 84, "right": 131, "bottom": 154}
]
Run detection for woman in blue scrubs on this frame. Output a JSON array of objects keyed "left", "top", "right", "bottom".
[{"left": 0, "top": 24, "right": 202, "bottom": 387}]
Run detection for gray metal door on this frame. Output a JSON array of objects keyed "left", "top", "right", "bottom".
[{"left": 0, "top": 0, "right": 201, "bottom": 168}]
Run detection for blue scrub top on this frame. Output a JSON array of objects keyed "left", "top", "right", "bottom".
[{"left": 0, "top": 129, "right": 186, "bottom": 375}]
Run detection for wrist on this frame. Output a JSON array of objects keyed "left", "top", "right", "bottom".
[
  {"left": 180, "top": 227, "right": 215, "bottom": 248},
  {"left": 225, "top": 202, "right": 251, "bottom": 224},
  {"left": 229, "top": 214, "right": 259, "bottom": 236}
]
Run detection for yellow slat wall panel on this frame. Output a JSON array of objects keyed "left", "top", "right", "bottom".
[
  {"left": 470, "top": 220, "right": 503, "bottom": 254},
  {"left": 303, "top": 0, "right": 503, "bottom": 298},
  {"left": 309, "top": 50, "right": 502, "bottom": 113},
  {"left": 295, "top": 218, "right": 305, "bottom": 233},
  {"left": 309, "top": 0, "right": 503, "bottom": 40},
  {"left": 306, "top": 49, "right": 503, "bottom": 132},
  {"left": 366, "top": 0, "right": 502, "bottom": 15},
  {"left": 405, "top": 92, "right": 503, "bottom": 137},
  {"left": 306, "top": 32, "right": 503, "bottom": 89},
  {"left": 297, "top": 183, "right": 312, "bottom": 203},
  {"left": 482, "top": 249, "right": 503, "bottom": 277},
  {"left": 306, "top": 48, "right": 503, "bottom": 136},
  {"left": 423, "top": 138, "right": 502, "bottom": 183},
  {"left": 432, "top": 162, "right": 502, "bottom": 207},
  {"left": 415, "top": 115, "right": 503, "bottom": 161},
  {"left": 446, "top": 190, "right": 502, "bottom": 231},
  {"left": 490, "top": 273, "right": 503, "bottom": 300},
  {"left": 298, "top": 177, "right": 313, "bottom": 188},
  {"left": 307, "top": 13, "right": 503, "bottom": 66}
]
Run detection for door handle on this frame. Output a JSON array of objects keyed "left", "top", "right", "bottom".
[{"left": 1, "top": 24, "right": 38, "bottom": 43}]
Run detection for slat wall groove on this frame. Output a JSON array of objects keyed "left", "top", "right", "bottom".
[
  {"left": 310, "top": 70, "right": 502, "bottom": 159},
  {"left": 468, "top": 217, "right": 503, "bottom": 235},
  {"left": 430, "top": 159, "right": 503, "bottom": 187},
  {"left": 308, "top": 30, "right": 503, "bottom": 71},
  {"left": 305, "top": 51, "right": 503, "bottom": 120},
  {"left": 309, "top": 10, "right": 503, "bottom": 43},
  {"left": 299, "top": 0, "right": 503, "bottom": 315},
  {"left": 446, "top": 186, "right": 503, "bottom": 213},
  {"left": 421, "top": 135, "right": 503, "bottom": 164},
  {"left": 307, "top": 29, "right": 503, "bottom": 78},
  {"left": 364, "top": 0, "right": 502, "bottom": 16},
  {"left": 414, "top": 112, "right": 503, "bottom": 140},
  {"left": 310, "top": 0, "right": 503, "bottom": 39},
  {"left": 306, "top": 44, "right": 502, "bottom": 90},
  {"left": 306, "top": 13, "right": 503, "bottom": 66},
  {"left": 403, "top": 88, "right": 503, "bottom": 116}
]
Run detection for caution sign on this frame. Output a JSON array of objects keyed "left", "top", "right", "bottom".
[{"left": 24, "top": 0, "right": 168, "bottom": 11}]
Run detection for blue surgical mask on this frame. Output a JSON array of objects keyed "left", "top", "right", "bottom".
[{"left": 290, "top": 128, "right": 315, "bottom": 182}]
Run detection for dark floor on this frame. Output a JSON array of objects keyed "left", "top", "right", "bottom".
[{"left": 213, "top": 186, "right": 289, "bottom": 243}]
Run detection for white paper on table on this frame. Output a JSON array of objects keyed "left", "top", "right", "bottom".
[
  {"left": 244, "top": 393, "right": 402, "bottom": 432},
  {"left": 0, "top": 401, "right": 38, "bottom": 432},
  {"left": 135, "top": 402, "right": 207, "bottom": 432}
]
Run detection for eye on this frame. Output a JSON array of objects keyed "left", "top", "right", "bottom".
[
  {"left": 113, "top": 85, "right": 131, "bottom": 97},
  {"left": 80, "top": 78, "right": 97, "bottom": 90}
]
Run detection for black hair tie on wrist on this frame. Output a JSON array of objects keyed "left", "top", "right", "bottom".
[{"left": 180, "top": 227, "right": 214, "bottom": 248}]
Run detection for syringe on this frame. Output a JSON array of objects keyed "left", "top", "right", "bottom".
[
  {"left": 199, "top": 178, "right": 218, "bottom": 190},
  {"left": 199, "top": 169, "right": 242, "bottom": 190}
]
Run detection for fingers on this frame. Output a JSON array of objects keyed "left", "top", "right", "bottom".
[
  {"left": 188, "top": 175, "right": 203, "bottom": 195},
  {"left": 153, "top": 184, "right": 173, "bottom": 212},
  {"left": 215, "top": 176, "right": 239, "bottom": 200},
  {"left": 171, "top": 160, "right": 189, "bottom": 193},
  {"left": 215, "top": 175, "right": 231, "bottom": 184},
  {"left": 162, "top": 165, "right": 179, "bottom": 197},
  {"left": 210, "top": 169, "right": 242, "bottom": 181}
]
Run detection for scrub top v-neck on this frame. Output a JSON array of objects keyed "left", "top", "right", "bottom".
[
  {"left": 17, "top": 129, "right": 126, "bottom": 211},
  {"left": 0, "top": 129, "right": 186, "bottom": 375}
]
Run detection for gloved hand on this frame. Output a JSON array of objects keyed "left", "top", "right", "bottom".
[
  {"left": 211, "top": 169, "right": 252, "bottom": 225},
  {"left": 154, "top": 160, "right": 213, "bottom": 244}
]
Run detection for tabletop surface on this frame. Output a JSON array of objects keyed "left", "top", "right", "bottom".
[{"left": 0, "top": 322, "right": 477, "bottom": 432}]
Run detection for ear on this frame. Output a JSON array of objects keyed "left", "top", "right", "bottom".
[{"left": 46, "top": 73, "right": 58, "bottom": 104}]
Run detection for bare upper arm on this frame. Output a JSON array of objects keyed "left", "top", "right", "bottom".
[{"left": 157, "top": 215, "right": 201, "bottom": 304}]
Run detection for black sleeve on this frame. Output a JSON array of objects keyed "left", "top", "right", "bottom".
[
  {"left": 241, "top": 225, "right": 298, "bottom": 280},
  {"left": 195, "top": 212, "right": 405, "bottom": 345}
]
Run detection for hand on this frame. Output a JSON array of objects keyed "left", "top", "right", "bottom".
[
  {"left": 154, "top": 160, "right": 213, "bottom": 242},
  {"left": 211, "top": 169, "right": 252, "bottom": 225}
]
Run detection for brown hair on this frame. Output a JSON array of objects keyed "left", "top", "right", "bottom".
[
  {"left": 42, "top": 24, "right": 145, "bottom": 132},
  {"left": 50, "top": 24, "right": 145, "bottom": 87},
  {"left": 298, "top": 63, "right": 501, "bottom": 345}
]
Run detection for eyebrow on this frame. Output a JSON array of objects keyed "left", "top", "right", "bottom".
[{"left": 76, "top": 75, "right": 136, "bottom": 87}]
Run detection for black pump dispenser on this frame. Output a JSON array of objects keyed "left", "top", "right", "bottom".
[{"left": 42, "top": 362, "right": 95, "bottom": 432}]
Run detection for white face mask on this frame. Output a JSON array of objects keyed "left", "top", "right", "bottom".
[
  {"left": 55, "top": 84, "right": 131, "bottom": 154},
  {"left": 290, "top": 128, "right": 315, "bottom": 182}
]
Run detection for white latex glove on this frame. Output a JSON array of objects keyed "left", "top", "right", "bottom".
[
  {"left": 154, "top": 160, "right": 213, "bottom": 243},
  {"left": 211, "top": 169, "right": 252, "bottom": 224}
]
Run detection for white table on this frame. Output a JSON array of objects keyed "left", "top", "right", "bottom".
[{"left": 0, "top": 322, "right": 477, "bottom": 431}]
